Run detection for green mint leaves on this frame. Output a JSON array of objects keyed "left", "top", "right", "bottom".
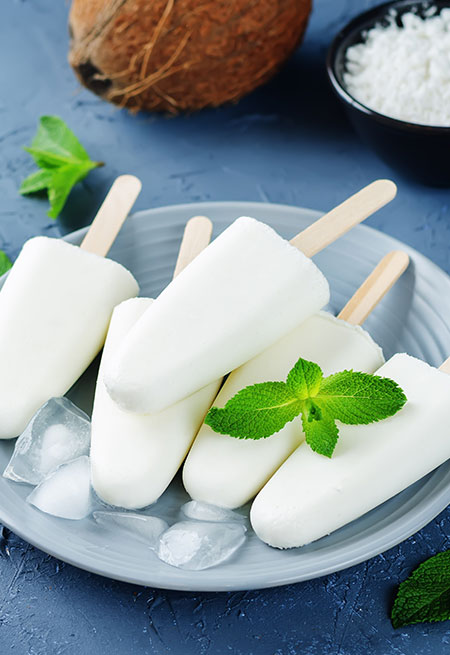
[
  {"left": 0, "top": 251, "right": 12, "bottom": 277},
  {"left": 20, "top": 116, "right": 103, "bottom": 219},
  {"left": 205, "top": 357, "right": 406, "bottom": 457},
  {"left": 392, "top": 551, "right": 450, "bottom": 627},
  {"left": 206, "top": 382, "right": 304, "bottom": 441}
]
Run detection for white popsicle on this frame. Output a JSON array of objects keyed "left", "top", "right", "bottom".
[
  {"left": 251, "top": 353, "right": 450, "bottom": 549},
  {"left": 0, "top": 176, "right": 141, "bottom": 439},
  {"left": 105, "top": 217, "right": 329, "bottom": 413},
  {"left": 183, "top": 251, "right": 408, "bottom": 509},
  {"left": 105, "top": 181, "right": 397, "bottom": 414},
  {"left": 90, "top": 217, "right": 221, "bottom": 509}
]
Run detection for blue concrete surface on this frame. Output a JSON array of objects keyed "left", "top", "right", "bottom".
[{"left": 1, "top": 0, "right": 450, "bottom": 652}]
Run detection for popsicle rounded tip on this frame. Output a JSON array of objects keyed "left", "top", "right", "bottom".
[
  {"left": 387, "top": 250, "right": 410, "bottom": 272},
  {"left": 80, "top": 174, "right": 143, "bottom": 256},
  {"left": 112, "top": 174, "right": 143, "bottom": 194},
  {"left": 370, "top": 179, "right": 397, "bottom": 201},
  {"left": 186, "top": 215, "right": 213, "bottom": 235}
]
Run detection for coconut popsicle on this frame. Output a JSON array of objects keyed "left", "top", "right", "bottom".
[
  {"left": 105, "top": 180, "right": 397, "bottom": 414},
  {"left": 90, "top": 217, "right": 222, "bottom": 509},
  {"left": 0, "top": 176, "right": 141, "bottom": 439},
  {"left": 250, "top": 353, "right": 450, "bottom": 549},
  {"left": 183, "top": 251, "right": 409, "bottom": 509}
]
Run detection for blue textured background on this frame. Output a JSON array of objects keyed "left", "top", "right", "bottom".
[{"left": 1, "top": 0, "right": 450, "bottom": 653}]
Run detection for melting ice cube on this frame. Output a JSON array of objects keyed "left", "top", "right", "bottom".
[
  {"left": 4, "top": 397, "right": 90, "bottom": 485},
  {"left": 181, "top": 500, "right": 246, "bottom": 523},
  {"left": 157, "top": 520, "right": 247, "bottom": 570},
  {"left": 27, "top": 456, "right": 92, "bottom": 520},
  {"left": 93, "top": 511, "right": 168, "bottom": 549}
]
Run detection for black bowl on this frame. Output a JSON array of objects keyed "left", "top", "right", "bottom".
[{"left": 327, "top": 0, "right": 450, "bottom": 187}]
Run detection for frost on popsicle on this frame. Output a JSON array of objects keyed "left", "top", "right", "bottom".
[
  {"left": 205, "top": 357, "right": 407, "bottom": 457},
  {"left": 157, "top": 521, "right": 247, "bottom": 570},
  {"left": 3, "top": 397, "right": 91, "bottom": 485},
  {"left": 27, "top": 456, "right": 92, "bottom": 520}
]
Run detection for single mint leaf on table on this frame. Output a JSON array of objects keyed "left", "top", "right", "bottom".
[
  {"left": 20, "top": 116, "right": 103, "bottom": 219},
  {"left": 46, "top": 165, "right": 93, "bottom": 220},
  {"left": 0, "top": 251, "right": 12, "bottom": 276},
  {"left": 19, "top": 169, "right": 53, "bottom": 195},
  {"left": 24, "top": 114, "right": 93, "bottom": 166},
  {"left": 204, "top": 356, "right": 407, "bottom": 458},
  {"left": 391, "top": 550, "right": 450, "bottom": 628}
]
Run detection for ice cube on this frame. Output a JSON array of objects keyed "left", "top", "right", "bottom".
[
  {"left": 157, "top": 520, "right": 247, "bottom": 570},
  {"left": 27, "top": 456, "right": 92, "bottom": 520},
  {"left": 181, "top": 500, "right": 245, "bottom": 523},
  {"left": 4, "top": 397, "right": 90, "bottom": 485},
  {"left": 93, "top": 511, "right": 168, "bottom": 548}
]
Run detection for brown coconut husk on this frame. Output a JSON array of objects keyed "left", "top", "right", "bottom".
[{"left": 68, "top": 0, "right": 312, "bottom": 114}]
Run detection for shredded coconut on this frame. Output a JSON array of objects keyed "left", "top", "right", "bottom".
[{"left": 343, "top": 7, "right": 450, "bottom": 126}]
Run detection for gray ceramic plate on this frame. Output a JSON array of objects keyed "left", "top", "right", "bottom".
[{"left": 0, "top": 201, "right": 449, "bottom": 592}]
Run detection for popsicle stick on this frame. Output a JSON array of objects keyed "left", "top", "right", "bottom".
[
  {"left": 439, "top": 358, "right": 450, "bottom": 374},
  {"left": 173, "top": 216, "right": 213, "bottom": 279},
  {"left": 80, "top": 175, "right": 142, "bottom": 257},
  {"left": 290, "top": 180, "right": 397, "bottom": 257},
  {"left": 338, "top": 250, "right": 410, "bottom": 326}
]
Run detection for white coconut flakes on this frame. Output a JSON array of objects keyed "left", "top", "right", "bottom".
[{"left": 343, "top": 7, "right": 450, "bottom": 127}]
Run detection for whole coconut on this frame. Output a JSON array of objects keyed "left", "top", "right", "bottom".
[{"left": 68, "top": 0, "right": 312, "bottom": 113}]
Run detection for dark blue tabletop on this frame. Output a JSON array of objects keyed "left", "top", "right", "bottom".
[{"left": 1, "top": 1, "right": 450, "bottom": 653}]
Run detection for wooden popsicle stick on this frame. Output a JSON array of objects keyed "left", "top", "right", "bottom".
[
  {"left": 338, "top": 250, "right": 410, "bottom": 326},
  {"left": 291, "top": 180, "right": 397, "bottom": 257},
  {"left": 439, "top": 358, "right": 450, "bottom": 374},
  {"left": 173, "top": 216, "right": 213, "bottom": 279},
  {"left": 80, "top": 175, "right": 142, "bottom": 257}
]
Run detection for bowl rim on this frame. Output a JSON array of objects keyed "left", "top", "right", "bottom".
[{"left": 326, "top": 0, "right": 450, "bottom": 134}]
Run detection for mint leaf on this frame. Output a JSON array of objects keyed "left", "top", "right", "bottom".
[
  {"left": 392, "top": 551, "right": 450, "bottom": 628},
  {"left": 0, "top": 251, "right": 12, "bottom": 276},
  {"left": 286, "top": 357, "right": 322, "bottom": 398},
  {"left": 20, "top": 116, "right": 103, "bottom": 218},
  {"left": 301, "top": 401, "right": 339, "bottom": 458},
  {"left": 46, "top": 164, "right": 96, "bottom": 219},
  {"left": 204, "top": 356, "right": 407, "bottom": 457},
  {"left": 26, "top": 115, "right": 91, "bottom": 164},
  {"left": 317, "top": 370, "right": 407, "bottom": 425},
  {"left": 205, "top": 359, "right": 324, "bottom": 440},
  {"left": 205, "top": 382, "right": 303, "bottom": 439},
  {"left": 19, "top": 169, "right": 53, "bottom": 195}
]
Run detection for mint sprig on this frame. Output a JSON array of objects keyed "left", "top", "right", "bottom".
[
  {"left": 205, "top": 357, "right": 406, "bottom": 457},
  {"left": 392, "top": 551, "right": 450, "bottom": 628},
  {"left": 20, "top": 116, "right": 103, "bottom": 219}
]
